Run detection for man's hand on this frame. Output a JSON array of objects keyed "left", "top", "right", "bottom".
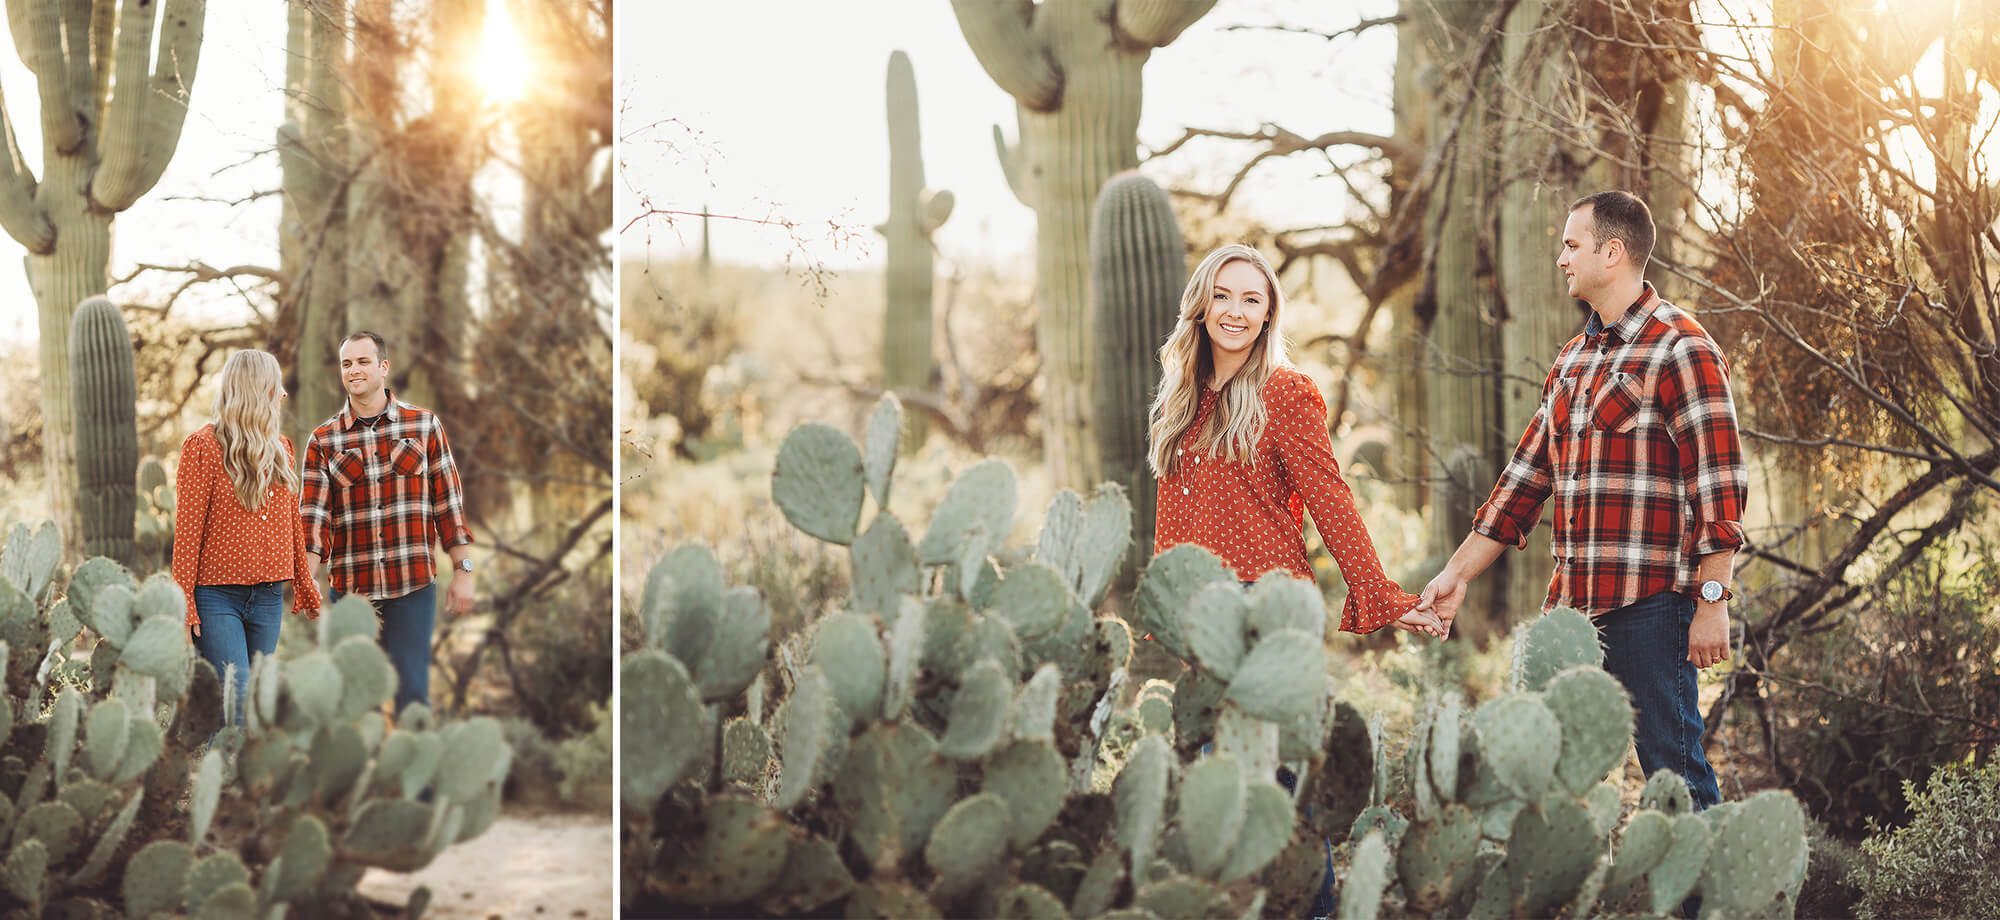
[
  {"left": 1688, "top": 601, "right": 1730, "bottom": 668},
  {"left": 1392, "top": 607, "right": 1446, "bottom": 638},
  {"left": 444, "top": 571, "right": 476, "bottom": 618},
  {"left": 1416, "top": 568, "right": 1469, "bottom": 636}
]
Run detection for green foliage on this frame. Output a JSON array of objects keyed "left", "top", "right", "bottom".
[
  {"left": 881, "top": 52, "right": 951, "bottom": 452},
  {"left": 0, "top": 518, "right": 513, "bottom": 915},
  {"left": 625, "top": 403, "right": 1820, "bottom": 918},
  {"left": 1853, "top": 760, "right": 2000, "bottom": 919}
]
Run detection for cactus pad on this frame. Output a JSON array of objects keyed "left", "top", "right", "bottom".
[
  {"left": 925, "top": 793, "right": 1012, "bottom": 895},
  {"left": 1398, "top": 803, "right": 1482, "bottom": 911},
  {"left": 941, "top": 658, "right": 1014, "bottom": 760},
  {"left": 1012, "top": 663, "right": 1062, "bottom": 743},
  {"left": 656, "top": 795, "right": 795, "bottom": 906},
  {"left": 1177, "top": 754, "right": 1247, "bottom": 878},
  {"left": 1115, "top": 735, "right": 1172, "bottom": 881},
  {"left": 1225, "top": 629, "right": 1325, "bottom": 725},
  {"left": 919, "top": 458, "right": 1018, "bottom": 564},
  {"left": 1246, "top": 574, "right": 1327, "bottom": 643},
  {"left": 864, "top": 394, "right": 902, "bottom": 508},
  {"left": 1134, "top": 543, "right": 1233, "bottom": 660},
  {"left": 983, "top": 740, "right": 1066, "bottom": 848},
  {"left": 851, "top": 513, "right": 921, "bottom": 619},
  {"left": 123, "top": 839, "right": 194, "bottom": 918},
  {"left": 1543, "top": 666, "right": 1633, "bottom": 794},
  {"left": 1339, "top": 830, "right": 1393, "bottom": 920},
  {"left": 1471, "top": 693, "right": 1561, "bottom": 800},
  {"left": 1506, "top": 796, "right": 1601, "bottom": 917},
  {"left": 757, "top": 835, "right": 856, "bottom": 915},
  {"left": 812, "top": 612, "right": 887, "bottom": 724},
  {"left": 1513, "top": 607, "right": 1602, "bottom": 691},
  {"left": 1702, "top": 789, "right": 1808, "bottom": 915},
  {"left": 772, "top": 423, "right": 867, "bottom": 544},
  {"left": 84, "top": 697, "right": 130, "bottom": 781},
  {"left": 1219, "top": 779, "right": 1295, "bottom": 884},
  {"left": 619, "top": 651, "right": 702, "bottom": 811},
  {"left": 835, "top": 722, "right": 958, "bottom": 867},
  {"left": 984, "top": 562, "right": 1074, "bottom": 640},
  {"left": 1647, "top": 813, "right": 1713, "bottom": 915},
  {"left": 1640, "top": 768, "right": 1695, "bottom": 817},
  {"left": 1183, "top": 581, "right": 1248, "bottom": 681}
]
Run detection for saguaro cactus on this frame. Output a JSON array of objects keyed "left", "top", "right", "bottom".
[
  {"left": 1090, "top": 171, "right": 1184, "bottom": 581},
  {"left": 280, "top": 0, "right": 350, "bottom": 445},
  {"left": 0, "top": 0, "right": 206, "bottom": 557},
  {"left": 951, "top": 0, "right": 1216, "bottom": 490},
  {"left": 882, "top": 50, "right": 953, "bottom": 453},
  {"left": 69, "top": 297, "right": 140, "bottom": 565}
]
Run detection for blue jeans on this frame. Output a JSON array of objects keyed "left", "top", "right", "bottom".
[
  {"left": 192, "top": 581, "right": 286, "bottom": 725},
  {"left": 329, "top": 581, "right": 437, "bottom": 719},
  {"left": 1595, "top": 590, "right": 1722, "bottom": 810}
]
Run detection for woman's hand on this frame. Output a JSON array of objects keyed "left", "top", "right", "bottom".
[
  {"left": 188, "top": 622, "right": 201, "bottom": 640},
  {"left": 1392, "top": 607, "right": 1446, "bottom": 639}
]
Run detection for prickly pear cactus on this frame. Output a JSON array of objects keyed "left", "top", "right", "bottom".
[
  {"left": 0, "top": 518, "right": 512, "bottom": 916},
  {"left": 70, "top": 297, "right": 140, "bottom": 566}
]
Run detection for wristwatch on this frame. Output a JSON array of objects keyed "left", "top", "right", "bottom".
[
  {"left": 1698, "top": 580, "right": 1732, "bottom": 603},
  {"left": 456, "top": 557, "right": 475, "bottom": 574}
]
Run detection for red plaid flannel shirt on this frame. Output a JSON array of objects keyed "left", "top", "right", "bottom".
[
  {"left": 300, "top": 393, "right": 474, "bottom": 601},
  {"left": 1471, "top": 283, "right": 1748, "bottom": 613}
]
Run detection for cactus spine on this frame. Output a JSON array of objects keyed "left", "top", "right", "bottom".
[
  {"left": 951, "top": 0, "right": 1217, "bottom": 490},
  {"left": 882, "top": 51, "right": 952, "bottom": 453},
  {"left": 69, "top": 298, "right": 140, "bottom": 566},
  {"left": 1091, "top": 171, "right": 1185, "bottom": 581}
]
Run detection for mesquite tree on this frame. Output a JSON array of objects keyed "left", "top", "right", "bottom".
[{"left": 0, "top": 0, "right": 206, "bottom": 555}]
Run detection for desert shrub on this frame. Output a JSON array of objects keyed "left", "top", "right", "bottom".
[
  {"left": 1853, "top": 760, "right": 2000, "bottom": 919},
  {"left": 1764, "top": 541, "right": 2000, "bottom": 836}
]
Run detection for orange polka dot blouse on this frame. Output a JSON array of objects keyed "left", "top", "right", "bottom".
[
  {"left": 171, "top": 424, "right": 324, "bottom": 626},
  {"left": 1155, "top": 366, "right": 1418, "bottom": 634}
]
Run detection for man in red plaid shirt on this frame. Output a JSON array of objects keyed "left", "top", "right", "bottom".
[
  {"left": 301, "top": 331, "right": 476, "bottom": 719},
  {"left": 1418, "top": 191, "right": 1746, "bottom": 811}
]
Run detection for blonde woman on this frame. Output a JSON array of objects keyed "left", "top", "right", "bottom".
[
  {"left": 172, "top": 350, "right": 322, "bottom": 723},
  {"left": 1149, "top": 243, "right": 1438, "bottom": 637}
]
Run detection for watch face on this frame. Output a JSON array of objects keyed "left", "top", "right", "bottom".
[{"left": 1701, "top": 581, "right": 1723, "bottom": 602}]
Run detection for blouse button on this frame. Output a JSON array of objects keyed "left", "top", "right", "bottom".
[{"left": 1182, "top": 487, "right": 1189, "bottom": 495}]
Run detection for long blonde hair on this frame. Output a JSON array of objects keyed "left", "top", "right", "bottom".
[
  {"left": 1147, "top": 244, "right": 1290, "bottom": 478},
  {"left": 213, "top": 350, "right": 299, "bottom": 511}
]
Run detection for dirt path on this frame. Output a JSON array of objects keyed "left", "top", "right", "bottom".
[{"left": 357, "top": 810, "right": 613, "bottom": 918}]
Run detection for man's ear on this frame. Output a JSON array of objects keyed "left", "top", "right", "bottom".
[{"left": 1603, "top": 236, "right": 1626, "bottom": 268}]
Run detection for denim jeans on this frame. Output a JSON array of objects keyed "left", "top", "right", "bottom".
[
  {"left": 329, "top": 581, "right": 437, "bottom": 719},
  {"left": 192, "top": 581, "right": 286, "bottom": 725},
  {"left": 1594, "top": 589, "right": 1722, "bottom": 810}
]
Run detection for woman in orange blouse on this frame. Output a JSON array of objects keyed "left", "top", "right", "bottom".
[
  {"left": 1148, "top": 243, "right": 1441, "bottom": 637},
  {"left": 172, "top": 350, "right": 322, "bottom": 724}
]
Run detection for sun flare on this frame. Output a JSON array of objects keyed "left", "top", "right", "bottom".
[{"left": 476, "top": 0, "right": 530, "bottom": 106}]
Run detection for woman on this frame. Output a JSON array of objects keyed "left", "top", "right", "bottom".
[
  {"left": 172, "top": 350, "right": 322, "bottom": 724},
  {"left": 1149, "top": 243, "right": 1439, "bottom": 637}
]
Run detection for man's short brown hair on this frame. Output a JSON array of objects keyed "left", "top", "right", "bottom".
[
  {"left": 1570, "top": 190, "right": 1655, "bottom": 269},
  {"left": 343, "top": 330, "right": 388, "bottom": 362}
]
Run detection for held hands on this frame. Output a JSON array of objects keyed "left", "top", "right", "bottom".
[
  {"left": 1414, "top": 568, "right": 1469, "bottom": 639},
  {"left": 1392, "top": 606, "right": 1446, "bottom": 638},
  {"left": 1688, "top": 601, "right": 1730, "bottom": 669}
]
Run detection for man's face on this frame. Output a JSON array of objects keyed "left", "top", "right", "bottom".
[
  {"left": 1558, "top": 206, "right": 1612, "bottom": 301},
  {"left": 339, "top": 338, "right": 389, "bottom": 402}
]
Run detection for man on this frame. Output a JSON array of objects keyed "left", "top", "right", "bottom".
[
  {"left": 1419, "top": 190, "right": 1746, "bottom": 809},
  {"left": 301, "top": 331, "right": 476, "bottom": 719}
]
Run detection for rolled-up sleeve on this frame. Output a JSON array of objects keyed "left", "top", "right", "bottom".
[
  {"left": 426, "top": 418, "right": 475, "bottom": 548},
  {"left": 1472, "top": 366, "right": 1558, "bottom": 549},
  {"left": 299, "top": 430, "right": 333, "bottom": 558},
  {"left": 1661, "top": 334, "right": 1748, "bottom": 556}
]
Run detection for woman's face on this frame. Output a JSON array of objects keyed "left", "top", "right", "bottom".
[{"left": 1203, "top": 259, "right": 1271, "bottom": 358}]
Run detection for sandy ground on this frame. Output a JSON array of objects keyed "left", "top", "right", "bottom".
[{"left": 357, "top": 810, "right": 613, "bottom": 918}]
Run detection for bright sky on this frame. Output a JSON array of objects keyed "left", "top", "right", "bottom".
[
  {"left": 618, "top": 0, "right": 1399, "bottom": 271},
  {"left": 0, "top": 6, "right": 289, "bottom": 345}
]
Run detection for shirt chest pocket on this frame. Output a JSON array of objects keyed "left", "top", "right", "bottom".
[
  {"left": 1588, "top": 371, "right": 1651, "bottom": 433},
  {"left": 328, "top": 439, "right": 425, "bottom": 488}
]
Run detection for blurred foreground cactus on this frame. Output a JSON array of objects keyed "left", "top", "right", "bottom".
[
  {"left": 0, "top": 517, "right": 510, "bottom": 916},
  {"left": 627, "top": 397, "right": 1812, "bottom": 918}
]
